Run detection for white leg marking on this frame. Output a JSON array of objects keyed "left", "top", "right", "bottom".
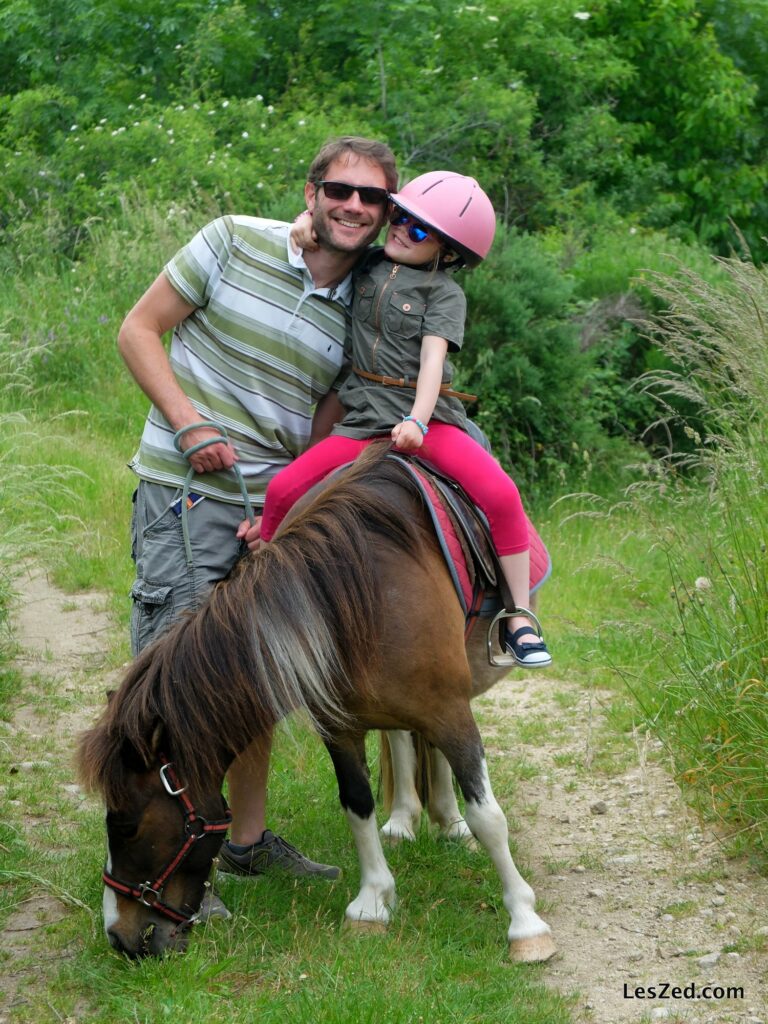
[
  {"left": 463, "top": 759, "right": 551, "bottom": 943},
  {"left": 345, "top": 808, "right": 396, "bottom": 926},
  {"left": 102, "top": 852, "right": 119, "bottom": 935},
  {"left": 427, "top": 747, "right": 474, "bottom": 843},
  {"left": 380, "top": 730, "right": 421, "bottom": 842}
]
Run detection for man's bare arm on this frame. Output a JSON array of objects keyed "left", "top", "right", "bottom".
[{"left": 118, "top": 273, "right": 236, "bottom": 472}]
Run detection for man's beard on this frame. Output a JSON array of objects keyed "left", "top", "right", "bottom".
[{"left": 312, "top": 207, "right": 377, "bottom": 254}]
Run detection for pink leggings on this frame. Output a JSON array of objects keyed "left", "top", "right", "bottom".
[{"left": 261, "top": 423, "right": 529, "bottom": 554}]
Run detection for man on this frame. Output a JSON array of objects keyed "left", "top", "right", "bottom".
[{"left": 118, "top": 136, "right": 397, "bottom": 884}]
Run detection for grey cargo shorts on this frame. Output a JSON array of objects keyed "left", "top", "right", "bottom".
[{"left": 130, "top": 480, "right": 252, "bottom": 656}]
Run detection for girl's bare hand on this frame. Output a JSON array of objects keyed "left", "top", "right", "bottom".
[
  {"left": 391, "top": 420, "right": 424, "bottom": 451},
  {"left": 290, "top": 211, "right": 319, "bottom": 252}
]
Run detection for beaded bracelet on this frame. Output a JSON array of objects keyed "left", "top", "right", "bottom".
[{"left": 402, "top": 415, "right": 429, "bottom": 435}]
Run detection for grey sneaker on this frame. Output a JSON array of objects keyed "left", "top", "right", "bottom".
[{"left": 217, "top": 830, "right": 341, "bottom": 880}]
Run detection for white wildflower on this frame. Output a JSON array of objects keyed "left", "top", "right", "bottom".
[
  {"left": 222, "top": 99, "right": 230, "bottom": 108},
  {"left": 694, "top": 577, "right": 712, "bottom": 591},
  {"left": 574, "top": 11, "right": 591, "bottom": 19},
  {"left": 242, "top": 131, "right": 249, "bottom": 138}
]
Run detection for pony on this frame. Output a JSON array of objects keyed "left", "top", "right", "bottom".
[{"left": 77, "top": 443, "right": 555, "bottom": 962}]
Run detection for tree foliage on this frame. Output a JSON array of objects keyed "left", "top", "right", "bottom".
[{"left": 1, "top": 0, "right": 765, "bottom": 485}]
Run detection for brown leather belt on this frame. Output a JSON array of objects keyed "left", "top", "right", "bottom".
[{"left": 352, "top": 366, "right": 477, "bottom": 403}]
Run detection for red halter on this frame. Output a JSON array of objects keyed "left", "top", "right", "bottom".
[{"left": 102, "top": 756, "right": 232, "bottom": 927}]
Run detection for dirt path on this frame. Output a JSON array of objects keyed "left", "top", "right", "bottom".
[
  {"left": 476, "top": 678, "right": 768, "bottom": 1022},
  {"left": 3, "top": 569, "right": 767, "bottom": 1023}
]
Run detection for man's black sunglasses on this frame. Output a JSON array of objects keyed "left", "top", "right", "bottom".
[{"left": 315, "top": 180, "right": 389, "bottom": 206}]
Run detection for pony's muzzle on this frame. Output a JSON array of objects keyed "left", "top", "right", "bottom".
[{"left": 107, "top": 918, "right": 190, "bottom": 958}]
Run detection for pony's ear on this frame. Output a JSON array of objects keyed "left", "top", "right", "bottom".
[
  {"left": 150, "top": 720, "right": 164, "bottom": 755},
  {"left": 105, "top": 689, "right": 116, "bottom": 704}
]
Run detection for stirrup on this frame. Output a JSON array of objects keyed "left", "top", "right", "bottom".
[{"left": 486, "top": 606, "right": 543, "bottom": 668}]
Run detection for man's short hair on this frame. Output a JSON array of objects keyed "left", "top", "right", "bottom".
[{"left": 308, "top": 136, "right": 398, "bottom": 193}]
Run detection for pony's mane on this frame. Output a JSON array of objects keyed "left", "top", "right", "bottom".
[{"left": 77, "top": 445, "right": 426, "bottom": 805}]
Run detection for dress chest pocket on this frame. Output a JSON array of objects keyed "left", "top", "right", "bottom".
[
  {"left": 354, "top": 275, "right": 376, "bottom": 322},
  {"left": 384, "top": 293, "right": 427, "bottom": 340}
]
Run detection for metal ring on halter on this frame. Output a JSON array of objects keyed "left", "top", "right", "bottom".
[
  {"left": 172, "top": 422, "right": 256, "bottom": 566},
  {"left": 486, "top": 606, "right": 543, "bottom": 668}
]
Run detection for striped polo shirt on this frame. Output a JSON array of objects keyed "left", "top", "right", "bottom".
[{"left": 129, "top": 216, "right": 353, "bottom": 505}]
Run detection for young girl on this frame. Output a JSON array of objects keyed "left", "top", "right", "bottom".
[{"left": 260, "top": 171, "right": 551, "bottom": 667}]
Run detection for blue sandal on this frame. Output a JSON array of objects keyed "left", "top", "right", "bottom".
[{"left": 505, "top": 626, "right": 552, "bottom": 668}]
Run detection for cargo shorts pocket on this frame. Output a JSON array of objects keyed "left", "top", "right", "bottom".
[{"left": 130, "top": 579, "right": 173, "bottom": 656}]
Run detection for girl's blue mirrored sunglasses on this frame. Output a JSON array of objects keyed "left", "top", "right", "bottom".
[{"left": 390, "top": 211, "right": 432, "bottom": 244}]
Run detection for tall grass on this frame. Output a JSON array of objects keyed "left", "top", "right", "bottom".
[{"left": 611, "top": 253, "right": 768, "bottom": 853}]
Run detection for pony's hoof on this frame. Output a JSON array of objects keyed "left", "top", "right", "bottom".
[
  {"left": 380, "top": 822, "right": 416, "bottom": 845},
  {"left": 508, "top": 933, "right": 557, "bottom": 963},
  {"left": 343, "top": 917, "right": 388, "bottom": 935}
]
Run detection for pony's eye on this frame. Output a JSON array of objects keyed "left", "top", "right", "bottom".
[{"left": 106, "top": 811, "right": 140, "bottom": 839}]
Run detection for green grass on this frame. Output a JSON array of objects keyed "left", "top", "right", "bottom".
[
  {"left": 2, "top": 706, "right": 574, "bottom": 1024},
  {"left": 3, "top": 197, "right": 768, "bottom": 1018}
]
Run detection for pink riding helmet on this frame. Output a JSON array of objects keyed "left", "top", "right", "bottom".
[{"left": 389, "top": 171, "right": 496, "bottom": 267}]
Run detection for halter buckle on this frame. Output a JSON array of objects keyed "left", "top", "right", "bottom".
[{"left": 160, "top": 762, "right": 187, "bottom": 797}]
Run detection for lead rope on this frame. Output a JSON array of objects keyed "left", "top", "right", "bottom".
[{"left": 173, "top": 421, "right": 256, "bottom": 566}]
